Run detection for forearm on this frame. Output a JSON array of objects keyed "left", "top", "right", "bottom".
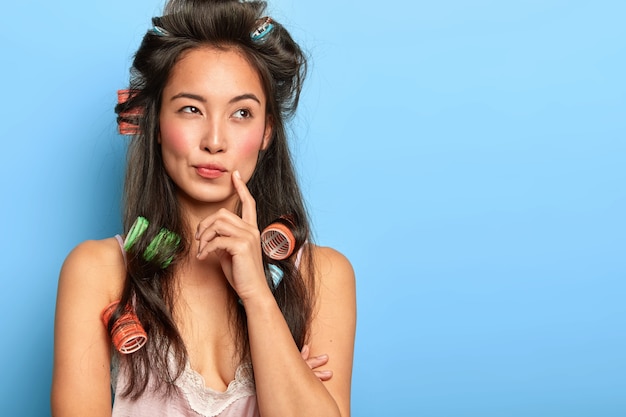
[{"left": 244, "top": 292, "right": 342, "bottom": 417}]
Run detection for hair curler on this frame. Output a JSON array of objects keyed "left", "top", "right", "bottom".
[
  {"left": 124, "top": 216, "right": 149, "bottom": 252},
  {"left": 124, "top": 216, "right": 180, "bottom": 268},
  {"left": 143, "top": 227, "right": 180, "bottom": 268},
  {"left": 261, "top": 216, "right": 296, "bottom": 260},
  {"left": 117, "top": 89, "right": 142, "bottom": 135},
  {"left": 101, "top": 301, "right": 147, "bottom": 354}
]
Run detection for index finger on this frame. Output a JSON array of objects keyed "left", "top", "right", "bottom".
[{"left": 232, "top": 170, "right": 257, "bottom": 226}]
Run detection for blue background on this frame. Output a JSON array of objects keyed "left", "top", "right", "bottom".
[{"left": 1, "top": 0, "right": 624, "bottom": 415}]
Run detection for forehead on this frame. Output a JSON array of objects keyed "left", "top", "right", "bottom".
[{"left": 164, "top": 46, "right": 265, "bottom": 101}]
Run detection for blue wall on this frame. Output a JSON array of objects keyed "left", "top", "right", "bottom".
[{"left": 1, "top": 1, "right": 624, "bottom": 415}]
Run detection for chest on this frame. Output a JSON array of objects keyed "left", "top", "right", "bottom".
[{"left": 174, "top": 282, "right": 242, "bottom": 392}]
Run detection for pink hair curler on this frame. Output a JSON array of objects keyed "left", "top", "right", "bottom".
[
  {"left": 261, "top": 217, "right": 296, "bottom": 260},
  {"left": 101, "top": 301, "right": 147, "bottom": 354}
]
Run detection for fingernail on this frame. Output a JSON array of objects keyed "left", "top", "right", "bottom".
[{"left": 234, "top": 170, "right": 241, "bottom": 179}]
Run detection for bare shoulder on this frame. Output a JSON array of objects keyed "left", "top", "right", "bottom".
[
  {"left": 309, "top": 245, "right": 355, "bottom": 290},
  {"left": 52, "top": 237, "right": 125, "bottom": 414},
  {"left": 306, "top": 244, "right": 356, "bottom": 322},
  {"left": 59, "top": 237, "right": 126, "bottom": 303}
]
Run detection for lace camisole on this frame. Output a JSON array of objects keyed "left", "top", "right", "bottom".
[
  {"left": 111, "top": 358, "right": 259, "bottom": 417},
  {"left": 110, "top": 235, "right": 265, "bottom": 417}
]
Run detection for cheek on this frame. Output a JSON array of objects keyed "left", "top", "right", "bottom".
[
  {"left": 233, "top": 126, "right": 267, "bottom": 179},
  {"left": 159, "top": 120, "right": 192, "bottom": 157},
  {"left": 237, "top": 126, "right": 267, "bottom": 157}
]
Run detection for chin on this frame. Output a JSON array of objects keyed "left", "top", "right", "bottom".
[{"left": 197, "top": 190, "right": 238, "bottom": 206}]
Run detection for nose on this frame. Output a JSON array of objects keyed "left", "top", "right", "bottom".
[{"left": 201, "top": 119, "right": 226, "bottom": 154}]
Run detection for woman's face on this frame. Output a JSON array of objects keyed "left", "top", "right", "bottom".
[{"left": 159, "top": 46, "right": 271, "bottom": 209}]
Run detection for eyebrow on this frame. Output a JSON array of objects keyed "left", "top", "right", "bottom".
[
  {"left": 169, "top": 92, "right": 261, "bottom": 105},
  {"left": 170, "top": 92, "right": 206, "bottom": 102},
  {"left": 229, "top": 93, "right": 261, "bottom": 105}
]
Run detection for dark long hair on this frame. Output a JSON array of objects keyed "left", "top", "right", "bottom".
[{"left": 111, "top": 0, "right": 313, "bottom": 398}]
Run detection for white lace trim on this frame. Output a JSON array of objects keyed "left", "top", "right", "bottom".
[
  {"left": 175, "top": 362, "right": 256, "bottom": 417},
  {"left": 112, "top": 354, "right": 256, "bottom": 417}
]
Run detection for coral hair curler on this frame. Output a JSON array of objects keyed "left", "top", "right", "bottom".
[
  {"left": 261, "top": 216, "right": 296, "bottom": 260},
  {"left": 117, "top": 89, "right": 142, "bottom": 135},
  {"left": 102, "top": 301, "right": 147, "bottom": 354}
]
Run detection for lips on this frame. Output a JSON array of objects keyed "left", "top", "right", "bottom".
[{"left": 195, "top": 163, "right": 227, "bottom": 179}]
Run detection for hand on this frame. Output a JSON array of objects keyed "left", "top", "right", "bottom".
[
  {"left": 301, "top": 344, "right": 333, "bottom": 381},
  {"left": 195, "top": 171, "right": 268, "bottom": 300}
]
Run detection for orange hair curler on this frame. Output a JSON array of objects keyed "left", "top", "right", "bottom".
[
  {"left": 261, "top": 217, "right": 296, "bottom": 260},
  {"left": 101, "top": 301, "right": 147, "bottom": 354}
]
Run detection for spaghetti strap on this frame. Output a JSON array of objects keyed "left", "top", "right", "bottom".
[
  {"left": 294, "top": 242, "right": 306, "bottom": 270},
  {"left": 114, "top": 234, "right": 127, "bottom": 265}
]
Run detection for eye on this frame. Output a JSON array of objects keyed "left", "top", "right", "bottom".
[
  {"left": 180, "top": 106, "right": 201, "bottom": 114},
  {"left": 232, "top": 109, "right": 252, "bottom": 119}
]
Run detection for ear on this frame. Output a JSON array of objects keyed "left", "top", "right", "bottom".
[{"left": 261, "top": 116, "right": 273, "bottom": 150}]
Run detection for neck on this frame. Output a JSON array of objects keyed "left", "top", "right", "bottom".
[
  {"left": 177, "top": 192, "right": 241, "bottom": 239},
  {"left": 177, "top": 251, "right": 227, "bottom": 286}
]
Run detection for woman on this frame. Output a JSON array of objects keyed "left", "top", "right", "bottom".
[{"left": 51, "top": 0, "right": 356, "bottom": 416}]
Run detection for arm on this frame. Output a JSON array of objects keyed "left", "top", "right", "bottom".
[
  {"left": 195, "top": 171, "right": 356, "bottom": 417},
  {"left": 307, "top": 247, "right": 356, "bottom": 415},
  {"left": 51, "top": 239, "right": 124, "bottom": 416},
  {"left": 246, "top": 246, "right": 356, "bottom": 417}
]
